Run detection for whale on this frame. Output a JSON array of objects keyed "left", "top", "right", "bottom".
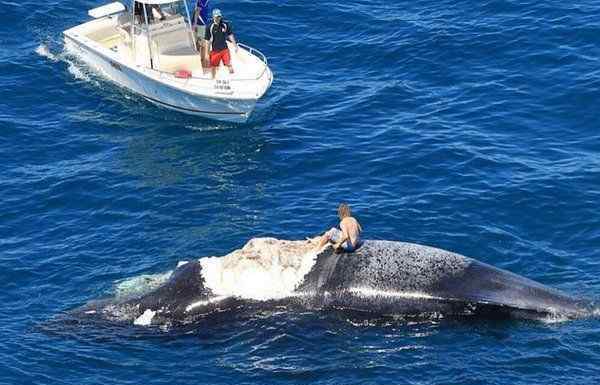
[{"left": 74, "top": 238, "right": 594, "bottom": 327}]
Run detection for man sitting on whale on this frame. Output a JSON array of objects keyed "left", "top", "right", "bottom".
[{"left": 316, "top": 203, "right": 363, "bottom": 253}]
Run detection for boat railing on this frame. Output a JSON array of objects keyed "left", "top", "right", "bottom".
[
  {"left": 152, "top": 43, "right": 271, "bottom": 84},
  {"left": 238, "top": 43, "right": 268, "bottom": 66},
  {"left": 154, "top": 68, "right": 270, "bottom": 84},
  {"left": 233, "top": 43, "right": 269, "bottom": 82}
]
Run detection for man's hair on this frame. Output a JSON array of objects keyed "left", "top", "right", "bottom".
[{"left": 338, "top": 203, "right": 351, "bottom": 219}]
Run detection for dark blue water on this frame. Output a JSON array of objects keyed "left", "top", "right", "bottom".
[{"left": 2, "top": 0, "right": 600, "bottom": 383}]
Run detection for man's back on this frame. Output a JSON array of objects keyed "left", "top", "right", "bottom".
[{"left": 340, "top": 217, "right": 361, "bottom": 247}]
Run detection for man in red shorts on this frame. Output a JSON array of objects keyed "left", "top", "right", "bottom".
[{"left": 204, "top": 8, "right": 238, "bottom": 79}]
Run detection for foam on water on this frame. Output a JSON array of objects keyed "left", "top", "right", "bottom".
[
  {"left": 36, "top": 43, "right": 89, "bottom": 83},
  {"left": 35, "top": 44, "right": 59, "bottom": 62},
  {"left": 66, "top": 60, "right": 92, "bottom": 82},
  {"left": 37, "top": 41, "right": 97, "bottom": 83},
  {"left": 540, "top": 312, "right": 570, "bottom": 324},
  {"left": 200, "top": 238, "right": 319, "bottom": 301},
  {"left": 60, "top": 40, "right": 99, "bottom": 83}
]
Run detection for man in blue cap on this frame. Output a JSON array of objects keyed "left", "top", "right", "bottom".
[{"left": 205, "top": 8, "right": 238, "bottom": 78}]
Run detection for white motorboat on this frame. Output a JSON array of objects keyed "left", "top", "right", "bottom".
[{"left": 63, "top": 1, "right": 273, "bottom": 123}]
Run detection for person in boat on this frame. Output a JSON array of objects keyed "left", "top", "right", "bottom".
[
  {"left": 316, "top": 203, "right": 363, "bottom": 253},
  {"left": 192, "top": 0, "right": 210, "bottom": 66},
  {"left": 204, "top": 8, "right": 238, "bottom": 78},
  {"left": 154, "top": 5, "right": 166, "bottom": 20},
  {"left": 134, "top": 1, "right": 145, "bottom": 23},
  {"left": 133, "top": 2, "right": 164, "bottom": 24}
]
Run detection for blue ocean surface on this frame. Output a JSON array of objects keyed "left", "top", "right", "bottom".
[{"left": 2, "top": 0, "right": 600, "bottom": 384}]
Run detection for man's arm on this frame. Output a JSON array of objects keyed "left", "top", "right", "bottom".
[
  {"left": 152, "top": 5, "right": 165, "bottom": 19},
  {"left": 226, "top": 23, "right": 238, "bottom": 51},
  {"left": 333, "top": 223, "right": 349, "bottom": 249},
  {"left": 204, "top": 25, "right": 212, "bottom": 58},
  {"left": 228, "top": 33, "right": 238, "bottom": 51},
  {"left": 204, "top": 23, "right": 211, "bottom": 41}
]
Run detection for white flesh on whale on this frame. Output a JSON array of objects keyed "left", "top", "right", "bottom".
[
  {"left": 200, "top": 238, "right": 320, "bottom": 301},
  {"left": 134, "top": 309, "right": 156, "bottom": 326}
]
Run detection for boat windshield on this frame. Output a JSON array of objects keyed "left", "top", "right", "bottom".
[{"left": 133, "top": 1, "right": 191, "bottom": 26}]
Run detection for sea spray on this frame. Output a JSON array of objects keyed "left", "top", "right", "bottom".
[{"left": 35, "top": 44, "right": 59, "bottom": 62}]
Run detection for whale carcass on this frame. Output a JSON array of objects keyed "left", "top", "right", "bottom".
[{"left": 77, "top": 238, "right": 593, "bottom": 327}]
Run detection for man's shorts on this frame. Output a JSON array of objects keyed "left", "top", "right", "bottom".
[
  {"left": 210, "top": 48, "right": 231, "bottom": 67},
  {"left": 195, "top": 25, "right": 206, "bottom": 41},
  {"left": 325, "top": 228, "right": 362, "bottom": 252}
]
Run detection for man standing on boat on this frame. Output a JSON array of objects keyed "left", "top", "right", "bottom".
[
  {"left": 192, "top": 0, "right": 210, "bottom": 67},
  {"left": 205, "top": 8, "right": 238, "bottom": 78}
]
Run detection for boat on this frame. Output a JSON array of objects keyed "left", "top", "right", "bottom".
[{"left": 63, "top": 1, "right": 273, "bottom": 123}]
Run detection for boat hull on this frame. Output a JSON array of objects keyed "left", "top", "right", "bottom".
[{"left": 63, "top": 35, "right": 256, "bottom": 123}]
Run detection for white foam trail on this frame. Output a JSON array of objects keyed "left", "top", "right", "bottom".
[
  {"left": 186, "top": 125, "right": 228, "bottom": 132},
  {"left": 36, "top": 43, "right": 96, "bottom": 83},
  {"left": 35, "top": 44, "right": 59, "bottom": 62},
  {"left": 539, "top": 305, "right": 596, "bottom": 324},
  {"left": 134, "top": 309, "right": 156, "bottom": 326},
  {"left": 540, "top": 314, "right": 569, "bottom": 324},
  {"left": 67, "top": 61, "right": 91, "bottom": 81},
  {"left": 200, "top": 238, "right": 319, "bottom": 301}
]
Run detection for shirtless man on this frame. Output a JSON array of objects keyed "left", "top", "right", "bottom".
[{"left": 316, "top": 203, "right": 363, "bottom": 253}]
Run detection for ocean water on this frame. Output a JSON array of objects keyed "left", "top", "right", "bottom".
[{"left": 2, "top": 0, "right": 600, "bottom": 384}]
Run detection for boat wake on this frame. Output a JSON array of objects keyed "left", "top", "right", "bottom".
[
  {"left": 65, "top": 61, "right": 93, "bottom": 82},
  {"left": 36, "top": 43, "right": 96, "bottom": 83},
  {"left": 35, "top": 44, "right": 59, "bottom": 62}
]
